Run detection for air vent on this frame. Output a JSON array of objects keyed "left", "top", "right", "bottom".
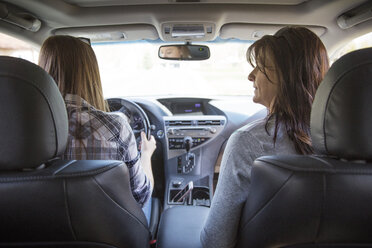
[
  {"left": 197, "top": 120, "right": 223, "bottom": 126},
  {"left": 167, "top": 120, "right": 193, "bottom": 126}
]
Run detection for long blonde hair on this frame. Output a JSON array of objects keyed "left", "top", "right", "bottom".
[{"left": 38, "top": 35, "right": 108, "bottom": 111}]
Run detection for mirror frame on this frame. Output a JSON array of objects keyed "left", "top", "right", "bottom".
[{"left": 158, "top": 44, "right": 210, "bottom": 60}]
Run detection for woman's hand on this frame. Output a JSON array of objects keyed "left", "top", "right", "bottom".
[
  {"left": 140, "top": 131, "right": 156, "bottom": 158},
  {"left": 140, "top": 131, "right": 156, "bottom": 188}
]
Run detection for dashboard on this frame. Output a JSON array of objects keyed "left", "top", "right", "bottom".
[
  {"left": 158, "top": 98, "right": 209, "bottom": 116},
  {"left": 127, "top": 96, "right": 266, "bottom": 208}
]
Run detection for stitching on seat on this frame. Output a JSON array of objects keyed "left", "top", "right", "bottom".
[
  {"left": 92, "top": 176, "right": 149, "bottom": 230},
  {"left": 256, "top": 157, "right": 372, "bottom": 174},
  {"left": 309, "top": 156, "right": 334, "bottom": 167},
  {"left": 240, "top": 167, "right": 294, "bottom": 230},
  {"left": 54, "top": 160, "right": 78, "bottom": 174},
  {"left": 0, "top": 162, "right": 122, "bottom": 182},
  {"left": 63, "top": 179, "right": 77, "bottom": 240}
]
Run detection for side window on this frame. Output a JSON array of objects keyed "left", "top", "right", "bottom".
[
  {"left": 0, "top": 32, "right": 38, "bottom": 63},
  {"left": 332, "top": 32, "right": 372, "bottom": 63}
]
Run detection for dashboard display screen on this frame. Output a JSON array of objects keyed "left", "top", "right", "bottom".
[{"left": 173, "top": 102, "right": 204, "bottom": 115}]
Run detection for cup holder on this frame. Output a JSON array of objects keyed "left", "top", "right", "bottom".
[
  {"left": 168, "top": 189, "right": 185, "bottom": 204},
  {"left": 192, "top": 187, "right": 210, "bottom": 200},
  {"left": 168, "top": 186, "right": 210, "bottom": 206},
  {"left": 192, "top": 186, "right": 210, "bottom": 207}
]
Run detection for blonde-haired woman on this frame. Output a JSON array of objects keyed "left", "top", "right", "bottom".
[{"left": 38, "top": 36, "right": 156, "bottom": 218}]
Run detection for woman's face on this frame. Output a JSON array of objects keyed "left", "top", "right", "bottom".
[
  {"left": 161, "top": 47, "right": 181, "bottom": 58},
  {"left": 248, "top": 55, "right": 278, "bottom": 109}
]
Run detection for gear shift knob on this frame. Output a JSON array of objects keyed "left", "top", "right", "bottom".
[
  {"left": 183, "top": 136, "right": 195, "bottom": 173},
  {"left": 184, "top": 136, "right": 193, "bottom": 152}
]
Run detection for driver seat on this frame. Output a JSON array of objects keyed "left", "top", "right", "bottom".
[
  {"left": 236, "top": 47, "right": 372, "bottom": 247},
  {"left": 0, "top": 56, "right": 150, "bottom": 248}
]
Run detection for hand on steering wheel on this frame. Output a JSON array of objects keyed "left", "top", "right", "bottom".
[{"left": 140, "top": 131, "right": 156, "bottom": 159}]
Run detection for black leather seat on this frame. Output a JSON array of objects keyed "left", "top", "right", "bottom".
[
  {"left": 236, "top": 47, "right": 372, "bottom": 248},
  {"left": 0, "top": 56, "right": 150, "bottom": 248}
]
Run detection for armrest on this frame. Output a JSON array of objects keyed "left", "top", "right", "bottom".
[{"left": 157, "top": 206, "right": 209, "bottom": 248}]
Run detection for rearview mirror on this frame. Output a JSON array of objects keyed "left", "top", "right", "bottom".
[{"left": 159, "top": 44, "right": 210, "bottom": 60}]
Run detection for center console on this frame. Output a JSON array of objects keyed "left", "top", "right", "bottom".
[
  {"left": 163, "top": 115, "right": 226, "bottom": 208},
  {"left": 157, "top": 206, "right": 209, "bottom": 248},
  {"left": 156, "top": 99, "right": 227, "bottom": 248}
]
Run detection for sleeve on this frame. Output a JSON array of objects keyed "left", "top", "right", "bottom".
[
  {"left": 200, "top": 130, "right": 265, "bottom": 248},
  {"left": 117, "top": 117, "right": 153, "bottom": 207}
]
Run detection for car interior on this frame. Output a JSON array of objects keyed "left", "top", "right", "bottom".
[{"left": 0, "top": 0, "right": 371, "bottom": 247}]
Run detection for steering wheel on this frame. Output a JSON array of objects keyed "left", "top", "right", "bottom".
[{"left": 107, "top": 98, "right": 151, "bottom": 150}]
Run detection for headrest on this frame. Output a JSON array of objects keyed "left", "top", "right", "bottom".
[
  {"left": 311, "top": 48, "right": 372, "bottom": 160},
  {"left": 0, "top": 56, "right": 68, "bottom": 170}
]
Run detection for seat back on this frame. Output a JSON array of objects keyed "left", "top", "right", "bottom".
[
  {"left": 0, "top": 56, "right": 149, "bottom": 248},
  {"left": 237, "top": 47, "right": 372, "bottom": 248}
]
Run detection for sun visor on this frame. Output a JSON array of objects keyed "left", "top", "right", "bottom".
[
  {"left": 220, "top": 24, "right": 326, "bottom": 40},
  {"left": 54, "top": 24, "right": 159, "bottom": 42}
]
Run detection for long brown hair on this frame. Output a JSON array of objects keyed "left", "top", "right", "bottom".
[
  {"left": 38, "top": 35, "right": 108, "bottom": 111},
  {"left": 247, "top": 26, "right": 329, "bottom": 154}
]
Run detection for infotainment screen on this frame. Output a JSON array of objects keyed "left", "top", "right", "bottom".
[{"left": 173, "top": 102, "right": 204, "bottom": 115}]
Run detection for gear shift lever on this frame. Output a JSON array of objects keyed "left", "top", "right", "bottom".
[
  {"left": 184, "top": 136, "right": 193, "bottom": 154},
  {"left": 183, "top": 136, "right": 195, "bottom": 173}
]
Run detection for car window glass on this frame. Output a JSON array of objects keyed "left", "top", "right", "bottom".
[
  {"left": 332, "top": 31, "right": 372, "bottom": 63},
  {"left": 92, "top": 40, "right": 254, "bottom": 98},
  {"left": 0, "top": 32, "right": 38, "bottom": 63}
]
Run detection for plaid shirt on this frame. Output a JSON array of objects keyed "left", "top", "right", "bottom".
[{"left": 62, "top": 94, "right": 152, "bottom": 206}]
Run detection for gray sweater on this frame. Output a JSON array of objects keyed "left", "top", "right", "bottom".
[{"left": 200, "top": 118, "right": 297, "bottom": 248}]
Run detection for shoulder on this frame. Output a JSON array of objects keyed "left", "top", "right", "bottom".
[
  {"left": 224, "top": 120, "right": 265, "bottom": 157},
  {"left": 66, "top": 97, "right": 132, "bottom": 139},
  {"left": 64, "top": 93, "right": 129, "bottom": 123},
  {"left": 233, "top": 116, "right": 297, "bottom": 155},
  {"left": 78, "top": 102, "right": 130, "bottom": 127},
  {"left": 217, "top": 120, "right": 268, "bottom": 189},
  {"left": 90, "top": 110, "right": 132, "bottom": 139},
  {"left": 237, "top": 118, "right": 268, "bottom": 134},
  {"left": 229, "top": 118, "right": 268, "bottom": 145},
  {"left": 98, "top": 110, "right": 130, "bottom": 125},
  {"left": 223, "top": 118, "right": 274, "bottom": 162}
]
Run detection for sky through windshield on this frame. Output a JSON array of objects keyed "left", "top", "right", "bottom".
[{"left": 92, "top": 40, "right": 254, "bottom": 98}]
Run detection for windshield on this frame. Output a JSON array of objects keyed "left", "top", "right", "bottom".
[{"left": 92, "top": 40, "right": 254, "bottom": 98}]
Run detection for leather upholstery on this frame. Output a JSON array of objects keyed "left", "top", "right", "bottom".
[
  {"left": 237, "top": 48, "right": 372, "bottom": 247},
  {"left": 157, "top": 206, "right": 209, "bottom": 248},
  {"left": 311, "top": 47, "right": 372, "bottom": 160},
  {"left": 0, "top": 57, "right": 150, "bottom": 247},
  {"left": 0, "top": 56, "right": 68, "bottom": 170},
  {"left": 0, "top": 160, "right": 150, "bottom": 248},
  {"left": 237, "top": 155, "right": 372, "bottom": 248}
]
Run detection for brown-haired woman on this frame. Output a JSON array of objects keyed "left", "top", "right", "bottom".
[
  {"left": 201, "top": 26, "right": 329, "bottom": 248},
  {"left": 38, "top": 36, "right": 156, "bottom": 214}
]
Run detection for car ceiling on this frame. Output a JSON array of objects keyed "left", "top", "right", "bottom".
[
  {"left": 0, "top": 0, "right": 371, "bottom": 56},
  {"left": 63, "top": 0, "right": 308, "bottom": 7}
]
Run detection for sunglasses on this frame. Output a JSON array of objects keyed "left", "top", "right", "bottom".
[{"left": 78, "top": 37, "right": 91, "bottom": 46}]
